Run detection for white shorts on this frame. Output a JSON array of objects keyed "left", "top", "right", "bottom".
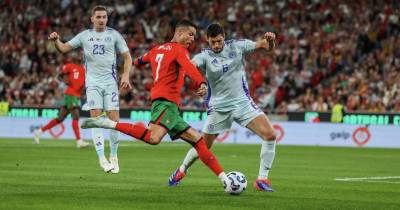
[
  {"left": 85, "top": 84, "right": 119, "bottom": 111},
  {"left": 202, "top": 100, "right": 264, "bottom": 134}
]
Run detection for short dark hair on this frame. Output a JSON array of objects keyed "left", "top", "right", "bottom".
[
  {"left": 207, "top": 23, "right": 224, "bottom": 37},
  {"left": 91, "top": 5, "right": 107, "bottom": 16},
  {"left": 174, "top": 20, "right": 197, "bottom": 31}
]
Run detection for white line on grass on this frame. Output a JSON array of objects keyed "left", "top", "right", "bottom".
[
  {"left": 335, "top": 176, "right": 400, "bottom": 184},
  {"left": 335, "top": 176, "right": 400, "bottom": 181}
]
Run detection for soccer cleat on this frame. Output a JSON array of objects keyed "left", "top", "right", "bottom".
[
  {"left": 34, "top": 129, "right": 42, "bottom": 144},
  {"left": 76, "top": 139, "right": 89, "bottom": 148},
  {"left": 253, "top": 178, "right": 274, "bottom": 192},
  {"left": 110, "top": 156, "right": 119, "bottom": 174},
  {"left": 99, "top": 158, "right": 114, "bottom": 173},
  {"left": 81, "top": 115, "right": 114, "bottom": 129},
  {"left": 168, "top": 168, "right": 186, "bottom": 186}
]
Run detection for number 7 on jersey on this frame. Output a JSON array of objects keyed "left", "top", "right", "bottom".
[{"left": 155, "top": 54, "right": 164, "bottom": 81}]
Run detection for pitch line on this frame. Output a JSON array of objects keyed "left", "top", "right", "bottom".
[{"left": 335, "top": 176, "right": 400, "bottom": 182}]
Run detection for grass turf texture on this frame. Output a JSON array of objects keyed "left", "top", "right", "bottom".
[{"left": 0, "top": 138, "right": 399, "bottom": 210}]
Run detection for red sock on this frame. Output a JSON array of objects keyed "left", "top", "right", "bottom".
[
  {"left": 115, "top": 122, "right": 151, "bottom": 143},
  {"left": 41, "top": 119, "right": 61, "bottom": 132},
  {"left": 194, "top": 138, "right": 224, "bottom": 176},
  {"left": 72, "top": 119, "right": 81, "bottom": 140}
]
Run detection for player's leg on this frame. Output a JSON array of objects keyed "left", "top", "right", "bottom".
[
  {"left": 246, "top": 114, "right": 276, "bottom": 192},
  {"left": 106, "top": 110, "right": 120, "bottom": 173},
  {"left": 169, "top": 110, "right": 233, "bottom": 186},
  {"left": 103, "top": 84, "right": 122, "bottom": 173},
  {"left": 70, "top": 106, "right": 89, "bottom": 148},
  {"left": 66, "top": 94, "right": 89, "bottom": 148},
  {"left": 81, "top": 99, "right": 168, "bottom": 145},
  {"left": 235, "top": 100, "right": 276, "bottom": 192},
  {"left": 34, "top": 106, "right": 68, "bottom": 144},
  {"left": 86, "top": 86, "right": 112, "bottom": 172},
  {"left": 168, "top": 133, "right": 218, "bottom": 186},
  {"left": 177, "top": 127, "right": 232, "bottom": 191}
]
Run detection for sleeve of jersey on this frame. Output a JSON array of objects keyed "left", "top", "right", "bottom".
[
  {"left": 235, "top": 39, "right": 256, "bottom": 53},
  {"left": 115, "top": 31, "right": 129, "bottom": 53},
  {"left": 176, "top": 50, "right": 206, "bottom": 87},
  {"left": 133, "top": 52, "right": 150, "bottom": 67},
  {"left": 67, "top": 31, "right": 84, "bottom": 49}
]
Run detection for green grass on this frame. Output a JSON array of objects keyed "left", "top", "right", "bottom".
[{"left": 0, "top": 138, "right": 399, "bottom": 210}]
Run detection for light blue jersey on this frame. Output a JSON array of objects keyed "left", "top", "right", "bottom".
[
  {"left": 67, "top": 27, "right": 129, "bottom": 87},
  {"left": 193, "top": 39, "right": 257, "bottom": 111}
]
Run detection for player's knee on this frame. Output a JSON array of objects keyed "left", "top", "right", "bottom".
[
  {"left": 148, "top": 136, "right": 162, "bottom": 145},
  {"left": 260, "top": 129, "right": 276, "bottom": 141}
]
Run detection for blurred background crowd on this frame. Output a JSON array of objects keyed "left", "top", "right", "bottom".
[{"left": 1, "top": 0, "right": 399, "bottom": 112}]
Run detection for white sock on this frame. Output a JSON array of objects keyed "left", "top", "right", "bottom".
[
  {"left": 179, "top": 147, "right": 199, "bottom": 173},
  {"left": 91, "top": 128, "right": 105, "bottom": 159},
  {"left": 109, "top": 130, "right": 119, "bottom": 157},
  {"left": 258, "top": 140, "right": 276, "bottom": 179},
  {"left": 218, "top": 172, "right": 227, "bottom": 184}
]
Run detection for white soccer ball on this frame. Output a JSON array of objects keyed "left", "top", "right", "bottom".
[{"left": 224, "top": 171, "right": 247, "bottom": 195}]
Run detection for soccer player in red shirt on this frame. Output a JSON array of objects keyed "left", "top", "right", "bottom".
[
  {"left": 81, "top": 20, "right": 234, "bottom": 192},
  {"left": 34, "top": 54, "right": 89, "bottom": 148}
]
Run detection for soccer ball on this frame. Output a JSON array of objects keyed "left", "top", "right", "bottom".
[{"left": 224, "top": 171, "right": 247, "bottom": 195}]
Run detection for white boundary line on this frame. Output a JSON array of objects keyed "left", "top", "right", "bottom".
[{"left": 335, "top": 176, "right": 400, "bottom": 184}]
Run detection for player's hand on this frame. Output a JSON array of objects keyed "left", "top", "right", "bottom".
[
  {"left": 48, "top": 32, "right": 60, "bottom": 41},
  {"left": 196, "top": 83, "right": 208, "bottom": 97},
  {"left": 120, "top": 73, "right": 132, "bottom": 90},
  {"left": 264, "top": 32, "right": 276, "bottom": 41}
]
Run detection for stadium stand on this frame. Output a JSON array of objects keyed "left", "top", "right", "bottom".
[{"left": 1, "top": 0, "right": 399, "bottom": 112}]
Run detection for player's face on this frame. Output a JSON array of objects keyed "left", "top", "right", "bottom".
[
  {"left": 177, "top": 27, "right": 196, "bottom": 48},
  {"left": 91, "top": 11, "right": 108, "bottom": 31},
  {"left": 207, "top": 34, "right": 225, "bottom": 53}
]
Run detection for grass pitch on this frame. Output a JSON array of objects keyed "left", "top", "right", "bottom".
[{"left": 0, "top": 138, "right": 399, "bottom": 210}]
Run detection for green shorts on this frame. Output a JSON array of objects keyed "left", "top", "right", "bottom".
[
  {"left": 150, "top": 99, "right": 190, "bottom": 140},
  {"left": 63, "top": 94, "right": 80, "bottom": 109}
]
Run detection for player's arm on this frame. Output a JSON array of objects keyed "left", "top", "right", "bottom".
[
  {"left": 176, "top": 50, "right": 206, "bottom": 89},
  {"left": 133, "top": 52, "right": 150, "bottom": 67},
  {"left": 48, "top": 32, "right": 73, "bottom": 53},
  {"left": 120, "top": 51, "right": 132, "bottom": 90},
  {"left": 255, "top": 32, "right": 276, "bottom": 53}
]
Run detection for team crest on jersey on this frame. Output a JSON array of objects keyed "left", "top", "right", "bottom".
[
  {"left": 229, "top": 52, "right": 236, "bottom": 58},
  {"left": 211, "top": 58, "right": 218, "bottom": 64},
  {"left": 158, "top": 45, "right": 172, "bottom": 51},
  {"left": 105, "top": 37, "right": 112, "bottom": 42}
]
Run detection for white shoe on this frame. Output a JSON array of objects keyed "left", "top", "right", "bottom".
[
  {"left": 99, "top": 158, "right": 114, "bottom": 173},
  {"left": 76, "top": 140, "right": 89, "bottom": 148},
  {"left": 110, "top": 156, "right": 119, "bottom": 174},
  {"left": 34, "top": 129, "right": 42, "bottom": 144},
  {"left": 81, "top": 116, "right": 115, "bottom": 129}
]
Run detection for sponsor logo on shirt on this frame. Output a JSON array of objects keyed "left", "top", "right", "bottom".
[
  {"left": 88, "top": 38, "right": 94, "bottom": 42},
  {"left": 211, "top": 58, "right": 218, "bottom": 64}
]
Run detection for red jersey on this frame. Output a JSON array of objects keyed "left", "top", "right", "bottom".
[
  {"left": 134, "top": 42, "right": 205, "bottom": 105},
  {"left": 61, "top": 63, "right": 85, "bottom": 98}
]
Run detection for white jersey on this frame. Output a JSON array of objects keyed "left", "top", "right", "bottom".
[
  {"left": 193, "top": 39, "right": 256, "bottom": 111},
  {"left": 67, "top": 27, "right": 129, "bottom": 87}
]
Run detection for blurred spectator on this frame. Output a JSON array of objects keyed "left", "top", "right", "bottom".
[{"left": 0, "top": 0, "right": 399, "bottom": 113}]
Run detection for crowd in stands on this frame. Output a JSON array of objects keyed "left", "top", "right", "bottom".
[{"left": 1, "top": 0, "right": 399, "bottom": 113}]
